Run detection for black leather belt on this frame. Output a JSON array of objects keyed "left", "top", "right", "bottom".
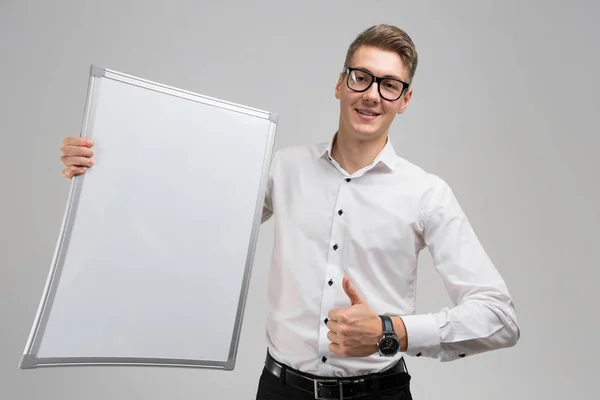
[{"left": 264, "top": 351, "right": 411, "bottom": 399}]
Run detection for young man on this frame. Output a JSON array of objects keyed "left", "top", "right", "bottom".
[{"left": 59, "top": 25, "right": 519, "bottom": 400}]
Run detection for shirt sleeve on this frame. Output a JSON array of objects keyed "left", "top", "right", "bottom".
[
  {"left": 261, "top": 149, "right": 281, "bottom": 224},
  {"left": 401, "top": 178, "right": 520, "bottom": 362}
]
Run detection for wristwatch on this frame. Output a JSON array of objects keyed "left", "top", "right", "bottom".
[{"left": 377, "top": 315, "right": 400, "bottom": 356}]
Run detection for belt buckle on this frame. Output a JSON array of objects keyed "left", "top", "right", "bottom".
[{"left": 313, "top": 378, "right": 344, "bottom": 400}]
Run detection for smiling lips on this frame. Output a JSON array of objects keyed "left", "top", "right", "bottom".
[{"left": 356, "top": 108, "right": 380, "bottom": 121}]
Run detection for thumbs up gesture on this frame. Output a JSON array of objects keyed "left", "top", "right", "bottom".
[{"left": 326, "top": 276, "right": 383, "bottom": 357}]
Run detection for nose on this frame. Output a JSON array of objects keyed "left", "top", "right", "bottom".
[{"left": 362, "top": 81, "right": 380, "bottom": 103}]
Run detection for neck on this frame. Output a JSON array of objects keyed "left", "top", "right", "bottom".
[{"left": 331, "top": 131, "right": 388, "bottom": 175}]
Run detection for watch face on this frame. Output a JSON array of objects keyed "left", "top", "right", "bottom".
[{"left": 379, "top": 336, "right": 400, "bottom": 355}]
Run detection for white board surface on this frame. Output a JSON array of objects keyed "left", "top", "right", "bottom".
[{"left": 20, "top": 66, "right": 278, "bottom": 370}]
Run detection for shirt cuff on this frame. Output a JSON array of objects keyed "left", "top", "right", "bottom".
[{"left": 400, "top": 314, "right": 441, "bottom": 356}]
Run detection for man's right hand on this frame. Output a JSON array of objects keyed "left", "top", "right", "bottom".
[{"left": 60, "top": 136, "right": 95, "bottom": 179}]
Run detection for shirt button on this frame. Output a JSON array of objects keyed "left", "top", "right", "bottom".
[
  {"left": 322, "top": 356, "right": 327, "bottom": 363},
  {"left": 459, "top": 353, "right": 466, "bottom": 358},
  {"left": 338, "top": 209, "right": 343, "bottom": 216},
  {"left": 416, "top": 352, "right": 422, "bottom": 357},
  {"left": 324, "top": 318, "right": 329, "bottom": 324},
  {"left": 345, "top": 178, "right": 351, "bottom": 182},
  {"left": 328, "top": 279, "right": 333, "bottom": 286},
  {"left": 333, "top": 244, "right": 338, "bottom": 251}
]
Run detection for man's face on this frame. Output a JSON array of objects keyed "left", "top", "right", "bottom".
[{"left": 335, "top": 45, "right": 412, "bottom": 143}]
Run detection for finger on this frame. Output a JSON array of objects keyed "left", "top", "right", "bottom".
[
  {"left": 328, "top": 331, "right": 348, "bottom": 347},
  {"left": 327, "top": 330, "right": 338, "bottom": 343},
  {"left": 327, "top": 308, "right": 343, "bottom": 322},
  {"left": 60, "top": 145, "right": 95, "bottom": 157},
  {"left": 60, "top": 155, "right": 95, "bottom": 167},
  {"left": 62, "top": 136, "right": 94, "bottom": 147},
  {"left": 328, "top": 343, "right": 345, "bottom": 356},
  {"left": 326, "top": 319, "right": 344, "bottom": 335},
  {"left": 62, "top": 166, "right": 88, "bottom": 179},
  {"left": 342, "top": 276, "right": 364, "bottom": 305}
]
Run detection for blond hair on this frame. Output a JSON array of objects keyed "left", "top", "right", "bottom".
[{"left": 344, "top": 24, "right": 418, "bottom": 83}]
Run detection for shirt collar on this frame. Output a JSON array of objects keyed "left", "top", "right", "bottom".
[{"left": 319, "top": 132, "right": 398, "bottom": 172}]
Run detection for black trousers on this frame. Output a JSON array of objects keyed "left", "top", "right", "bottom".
[{"left": 255, "top": 364, "right": 413, "bottom": 400}]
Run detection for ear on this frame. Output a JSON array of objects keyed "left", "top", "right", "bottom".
[
  {"left": 335, "top": 73, "right": 343, "bottom": 99},
  {"left": 397, "top": 88, "right": 413, "bottom": 115}
]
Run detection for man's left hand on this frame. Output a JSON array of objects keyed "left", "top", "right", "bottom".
[{"left": 326, "top": 276, "right": 383, "bottom": 357}]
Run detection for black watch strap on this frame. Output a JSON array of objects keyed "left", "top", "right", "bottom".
[{"left": 380, "top": 315, "right": 395, "bottom": 334}]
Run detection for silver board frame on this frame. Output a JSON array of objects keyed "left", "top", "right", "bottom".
[{"left": 19, "top": 65, "right": 278, "bottom": 370}]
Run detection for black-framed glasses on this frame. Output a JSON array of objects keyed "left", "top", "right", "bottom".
[{"left": 344, "top": 67, "right": 409, "bottom": 101}]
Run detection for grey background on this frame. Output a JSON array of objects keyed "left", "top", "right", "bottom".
[{"left": 1, "top": 0, "right": 598, "bottom": 399}]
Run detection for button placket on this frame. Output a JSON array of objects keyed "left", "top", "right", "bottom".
[{"left": 317, "top": 180, "right": 349, "bottom": 359}]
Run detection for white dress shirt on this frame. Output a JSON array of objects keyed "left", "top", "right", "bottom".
[{"left": 260, "top": 134, "right": 520, "bottom": 377}]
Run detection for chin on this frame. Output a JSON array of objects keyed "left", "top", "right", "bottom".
[{"left": 352, "top": 125, "right": 382, "bottom": 139}]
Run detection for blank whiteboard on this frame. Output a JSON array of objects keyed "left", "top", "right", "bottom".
[{"left": 20, "top": 65, "right": 278, "bottom": 370}]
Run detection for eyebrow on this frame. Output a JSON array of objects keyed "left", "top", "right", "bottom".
[{"left": 354, "top": 66, "right": 404, "bottom": 81}]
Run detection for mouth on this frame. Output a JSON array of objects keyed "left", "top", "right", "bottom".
[{"left": 355, "top": 109, "right": 380, "bottom": 120}]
